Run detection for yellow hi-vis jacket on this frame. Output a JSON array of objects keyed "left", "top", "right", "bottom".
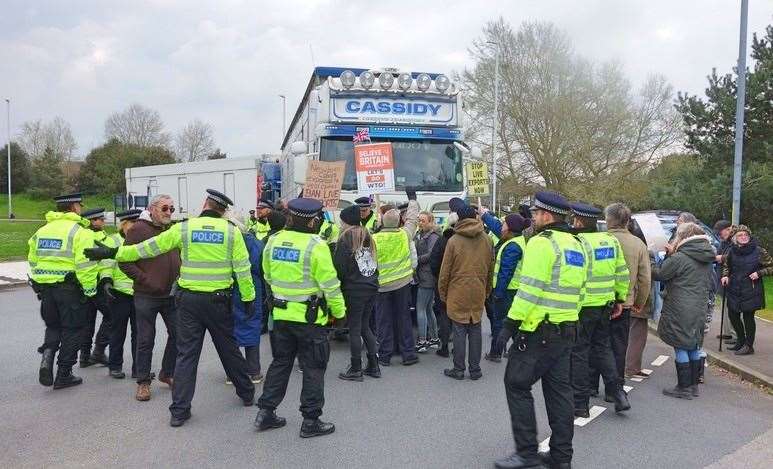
[
  {"left": 114, "top": 216, "right": 255, "bottom": 301},
  {"left": 372, "top": 229, "right": 412, "bottom": 286},
  {"left": 99, "top": 233, "right": 134, "bottom": 295},
  {"left": 262, "top": 230, "right": 346, "bottom": 325},
  {"left": 493, "top": 235, "right": 527, "bottom": 290},
  {"left": 576, "top": 231, "right": 630, "bottom": 307},
  {"left": 27, "top": 211, "right": 98, "bottom": 296}
]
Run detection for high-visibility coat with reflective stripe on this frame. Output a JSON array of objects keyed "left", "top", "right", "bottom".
[
  {"left": 372, "top": 229, "right": 412, "bottom": 285},
  {"left": 507, "top": 229, "right": 587, "bottom": 332},
  {"left": 319, "top": 220, "right": 339, "bottom": 244},
  {"left": 27, "top": 211, "right": 98, "bottom": 296},
  {"left": 262, "top": 230, "right": 345, "bottom": 325},
  {"left": 115, "top": 216, "right": 255, "bottom": 300},
  {"left": 100, "top": 234, "right": 134, "bottom": 295},
  {"left": 91, "top": 230, "right": 116, "bottom": 281},
  {"left": 252, "top": 219, "right": 270, "bottom": 238},
  {"left": 494, "top": 235, "right": 527, "bottom": 290},
  {"left": 362, "top": 213, "right": 377, "bottom": 232},
  {"left": 576, "top": 231, "right": 630, "bottom": 307}
]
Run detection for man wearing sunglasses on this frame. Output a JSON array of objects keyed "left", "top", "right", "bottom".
[{"left": 118, "top": 194, "right": 181, "bottom": 402}]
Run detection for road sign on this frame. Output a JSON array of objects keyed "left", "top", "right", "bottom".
[
  {"left": 466, "top": 161, "right": 490, "bottom": 196},
  {"left": 354, "top": 142, "right": 395, "bottom": 194}
]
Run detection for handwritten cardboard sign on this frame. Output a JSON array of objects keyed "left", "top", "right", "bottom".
[{"left": 304, "top": 160, "right": 346, "bottom": 209}]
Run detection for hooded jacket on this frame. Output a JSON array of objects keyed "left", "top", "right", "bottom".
[
  {"left": 119, "top": 215, "right": 181, "bottom": 297},
  {"left": 722, "top": 239, "right": 773, "bottom": 312},
  {"left": 438, "top": 218, "right": 494, "bottom": 324},
  {"left": 652, "top": 235, "right": 716, "bottom": 349},
  {"left": 414, "top": 228, "right": 440, "bottom": 288}
]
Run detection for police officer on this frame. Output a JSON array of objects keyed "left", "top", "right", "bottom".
[
  {"left": 86, "top": 189, "right": 257, "bottom": 427},
  {"left": 79, "top": 207, "right": 112, "bottom": 367},
  {"left": 254, "top": 198, "right": 346, "bottom": 438},
  {"left": 494, "top": 191, "right": 586, "bottom": 469},
  {"left": 318, "top": 211, "right": 340, "bottom": 248},
  {"left": 355, "top": 196, "right": 377, "bottom": 232},
  {"left": 28, "top": 193, "right": 98, "bottom": 389},
  {"left": 569, "top": 202, "right": 631, "bottom": 418},
  {"left": 252, "top": 199, "right": 273, "bottom": 238}
]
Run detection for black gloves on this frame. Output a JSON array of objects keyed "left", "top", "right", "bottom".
[
  {"left": 244, "top": 300, "right": 256, "bottom": 320},
  {"left": 495, "top": 318, "right": 519, "bottom": 352},
  {"left": 84, "top": 240, "right": 118, "bottom": 261},
  {"left": 405, "top": 186, "right": 417, "bottom": 201},
  {"left": 100, "top": 279, "right": 115, "bottom": 300}
]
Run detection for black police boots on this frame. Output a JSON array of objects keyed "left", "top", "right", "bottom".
[
  {"left": 254, "top": 409, "right": 287, "bottom": 431},
  {"left": 53, "top": 368, "right": 83, "bottom": 390},
  {"left": 90, "top": 346, "right": 108, "bottom": 366},
  {"left": 39, "top": 349, "right": 55, "bottom": 386},
  {"left": 339, "top": 358, "right": 364, "bottom": 382},
  {"left": 493, "top": 452, "right": 542, "bottom": 469},
  {"left": 300, "top": 418, "right": 335, "bottom": 438},
  {"left": 538, "top": 451, "right": 572, "bottom": 469},
  {"left": 363, "top": 354, "right": 381, "bottom": 378},
  {"left": 611, "top": 387, "right": 631, "bottom": 413},
  {"left": 79, "top": 349, "right": 94, "bottom": 368}
]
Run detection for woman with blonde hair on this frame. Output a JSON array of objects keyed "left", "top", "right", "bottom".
[
  {"left": 334, "top": 205, "right": 381, "bottom": 381},
  {"left": 414, "top": 211, "right": 441, "bottom": 352},
  {"left": 652, "top": 222, "right": 716, "bottom": 399}
]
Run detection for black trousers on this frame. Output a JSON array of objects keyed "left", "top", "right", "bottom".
[
  {"left": 39, "top": 283, "right": 89, "bottom": 369},
  {"left": 258, "top": 320, "right": 329, "bottom": 419},
  {"left": 345, "top": 292, "right": 378, "bottom": 360},
  {"left": 375, "top": 285, "right": 417, "bottom": 362},
  {"left": 108, "top": 292, "right": 137, "bottom": 373},
  {"left": 452, "top": 320, "right": 482, "bottom": 373},
  {"left": 134, "top": 295, "right": 177, "bottom": 384},
  {"left": 433, "top": 288, "right": 451, "bottom": 349},
  {"left": 728, "top": 309, "right": 757, "bottom": 346},
  {"left": 170, "top": 290, "right": 254, "bottom": 418},
  {"left": 504, "top": 324, "right": 576, "bottom": 464},
  {"left": 81, "top": 294, "right": 112, "bottom": 353},
  {"left": 571, "top": 306, "right": 619, "bottom": 409},
  {"left": 590, "top": 309, "right": 630, "bottom": 392}
]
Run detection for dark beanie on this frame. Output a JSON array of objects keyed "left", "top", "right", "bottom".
[
  {"left": 457, "top": 205, "right": 477, "bottom": 221},
  {"left": 449, "top": 197, "right": 465, "bottom": 213},
  {"left": 713, "top": 219, "right": 731, "bottom": 232},
  {"left": 505, "top": 214, "right": 530, "bottom": 234},
  {"left": 339, "top": 205, "right": 361, "bottom": 226}
]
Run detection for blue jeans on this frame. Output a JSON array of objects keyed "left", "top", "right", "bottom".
[
  {"left": 674, "top": 347, "right": 701, "bottom": 363},
  {"left": 416, "top": 287, "right": 438, "bottom": 340},
  {"left": 490, "top": 290, "right": 517, "bottom": 355}
]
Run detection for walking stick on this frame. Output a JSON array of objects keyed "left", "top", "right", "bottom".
[{"left": 718, "top": 288, "right": 727, "bottom": 352}]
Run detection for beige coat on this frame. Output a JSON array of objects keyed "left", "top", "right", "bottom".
[
  {"left": 608, "top": 228, "right": 651, "bottom": 317},
  {"left": 438, "top": 218, "right": 494, "bottom": 324}
]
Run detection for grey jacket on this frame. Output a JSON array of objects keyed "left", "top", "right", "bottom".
[
  {"left": 414, "top": 229, "right": 440, "bottom": 288},
  {"left": 652, "top": 235, "right": 716, "bottom": 350}
]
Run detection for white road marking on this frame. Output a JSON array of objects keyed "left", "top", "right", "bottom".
[
  {"left": 630, "top": 377, "right": 644, "bottom": 382},
  {"left": 623, "top": 385, "right": 633, "bottom": 393},
  {"left": 640, "top": 368, "right": 653, "bottom": 375},
  {"left": 539, "top": 437, "right": 551, "bottom": 453},
  {"left": 574, "top": 406, "right": 606, "bottom": 427},
  {"left": 651, "top": 355, "right": 670, "bottom": 366}
]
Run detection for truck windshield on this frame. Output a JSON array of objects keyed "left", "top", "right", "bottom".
[{"left": 319, "top": 137, "right": 463, "bottom": 192}]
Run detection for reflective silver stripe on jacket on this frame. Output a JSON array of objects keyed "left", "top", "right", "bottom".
[
  {"left": 178, "top": 272, "right": 233, "bottom": 281},
  {"left": 180, "top": 221, "right": 189, "bottom": 260},
  {"left": 183, "top": 260, "right": 231, "bottom": 268},
  {"left": 516, "top": 290, "right": 578, "bottom": 311},
  {"left": 268, "top": 237, "right": 321, "bottom": 290},
  {"left": 36, "top": 223, "right": 81, "bottom": 258},
  {"left": 518, "top": 275, "right": 582, "bottom": 295}
]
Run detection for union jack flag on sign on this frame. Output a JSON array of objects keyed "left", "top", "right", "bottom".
[{"left": 353, "top": 127, "right": 370, "bottom": 144}]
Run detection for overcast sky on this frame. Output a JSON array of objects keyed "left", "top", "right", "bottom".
[{"left": 1, "top": 0, "right": 771, "bottom": 158}]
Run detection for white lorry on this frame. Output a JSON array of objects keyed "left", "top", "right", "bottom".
[{"left": 280, "top": 66, "right": 480, "bottom": 222}]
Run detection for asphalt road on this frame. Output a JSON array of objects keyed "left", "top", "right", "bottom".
[{"left": 1, "top": 286, "right": 772, "bottom": 468}]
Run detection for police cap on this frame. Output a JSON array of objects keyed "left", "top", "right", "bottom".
[
  {"left": 354, "top": 196, "right": 372, "bottom": 208},
  {"left": 570, "top": 202, "right": 602, "bottom": 219},
  {"left": 81, "top": 207, "right": 106, "bottom": 220},
  {"left": 256, "top": 199, "right": 274, "bottom": 210},
  {"left": 531, "top": 191, "right": 570, "bottom": 215},
  {"left": 288, "top": 198, "right": 323, "bottom": 218},
  {"left": 116, "top": 209, "right": 142, "bottom": 221},
  {"left": 206, "top": 189, "right": 233, "bottom": 208},
  {"left": 53, "top": 192, "right": 82, "bottom": 203}
]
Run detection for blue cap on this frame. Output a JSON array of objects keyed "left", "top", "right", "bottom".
[
  {"left": 531, "top": 191, "right": 570, "bottom": 215},
  {"left": 206, "top": 189, "right": 233, "bottom": 207},
  {"left": 81, "top": 207, "right": 105, "bottom": 220},
  {"left": 287, "top": 198, "right": 323, "bottom": 218},
  {"left": 53, "top": 192, "right": 82, "bottom": 203},
  {"left": 448, "top": 197, "right": 465, "bottom": 213},
  {"left": 570, "top": 202, "right": 602, "bottom": 219},
  {"left": 116, "top": 209, "right": 142, "bottom": 221}
]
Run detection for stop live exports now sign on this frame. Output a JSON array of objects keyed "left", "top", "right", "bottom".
[
  {"left": 354, "top": 142, "right": 395, "bottom": 194},
  {"left": 466, "top": 161, "right": 490, "bottom": 196}
]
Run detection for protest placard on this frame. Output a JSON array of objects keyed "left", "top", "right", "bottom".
[
  {"left": 466, "top": 161, "right": 490, "bottom": 196},
  {"left": 354, "top": 143, "right": 395, "bottom": 194},
  {"left": 303, "top": 160, "right": 346, "bottom": 209}
]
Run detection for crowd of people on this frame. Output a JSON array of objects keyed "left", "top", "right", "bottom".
[{"left": 26, "top": 188, "right": 772, "bottom": 468}]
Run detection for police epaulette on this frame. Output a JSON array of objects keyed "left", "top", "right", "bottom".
[
  {"left": 171, "top": 218, "right": 189, "bottom": 225},
  {"left": 539, "top": 230, "right": 553, "bottom": 238}
]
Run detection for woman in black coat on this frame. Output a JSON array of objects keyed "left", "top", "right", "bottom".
[{"left": 721, "top": 225, "right": 773, "bottom": 355}]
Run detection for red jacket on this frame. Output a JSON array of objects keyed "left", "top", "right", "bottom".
[{"left": 119, "top": 218, "right": 181, "bottom": 297}]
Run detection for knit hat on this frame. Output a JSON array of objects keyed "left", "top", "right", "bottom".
[
  {"left": 732, "top": 224, "right": 751, "bottom": 237},
  {"left": 448, "top": 197, "right": 465, "bottom": 213},
  {"left": 457, "top": 205, "right": 477, "bottom": 221},
  {"left": 339, "top": 205, "right": 360, "bottom": 226},
  {"left": 381, "top": 209, "right": 401, "bottom": 228},
  {"left": 713, "top": 219, "right": 732, "bottom": 232},
  {"left": 505, "top": 214, "right": 530, "bottom": 234}
]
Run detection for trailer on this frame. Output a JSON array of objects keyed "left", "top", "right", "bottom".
[{"left": 124, "top": 157, "right": 267, "bottom": 219}]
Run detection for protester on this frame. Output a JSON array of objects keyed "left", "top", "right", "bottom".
[
  {"left": 652, "top": 222, "right": 716, "bottom": 399},
  {"left": 438, "top": 205, "right": 494, "bottom": 380},
  {"left": 430, "top": 212, "right": 459, "bottom": 357},
  {"left": 721, "top": 225, "right": 773, "bottom": 356},
  {"left": 414, "top": 211, "right": 441, "bottom": 353},
  {"left": 334, "top": 205, "right": 381, "bottom": 381}
]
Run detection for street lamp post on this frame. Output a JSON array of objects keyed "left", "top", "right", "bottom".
[
  {"left": 487, "top": 41, "right": 500, "bottom": 212},
  {"left": 731, "top": 0, "right": 749, "bottom": 225},
  {"left": 5, "top": 98, "right": 11, "bottom": 219},
  {"left": 278, "top": 94, "right": 287, "bottom": 144}
]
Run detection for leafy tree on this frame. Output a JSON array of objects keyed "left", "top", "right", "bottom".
[
  {"left": 79, "top": 139, "right": 176, "bottom": 195},
  {"left": 29, "top": 146, "right": 64, "bottom": 199},
  {"left": 0, "top": 142, "right": 31, "bottom": 194}
]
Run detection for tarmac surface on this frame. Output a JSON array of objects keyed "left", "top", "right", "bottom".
[{"left": 1, "top": 286, "right": 772, "bottom": 468}]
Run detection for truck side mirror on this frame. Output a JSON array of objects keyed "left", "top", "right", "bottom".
[{"left": 293, "top": 155, "right": 308, "bottom": 186}]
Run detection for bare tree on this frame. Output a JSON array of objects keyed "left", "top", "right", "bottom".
[
  {"left": 175, "top": 119, "right": 216, "bottom": 162},
  {"left": 105, "top": 103, "right": 170, "bottom": 148},
  {"left": 461, "top": 19, "right": 681, "bottom": 202},
  {"left": 18, "top": 117, "right": 78, "bottom": 161}
]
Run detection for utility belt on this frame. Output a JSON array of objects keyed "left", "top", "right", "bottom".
[
  {"left": 28, "top": 272, "right": 82, "bottom": 298},
  {"left": 270, "top": 294, "right": 329, "bottom": 325},
  {"left": 177, "top": 286, "right": 232, "bottom": 305},
  {"left": 514, "top": 317, "right": 577, "bottom": 352}
]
